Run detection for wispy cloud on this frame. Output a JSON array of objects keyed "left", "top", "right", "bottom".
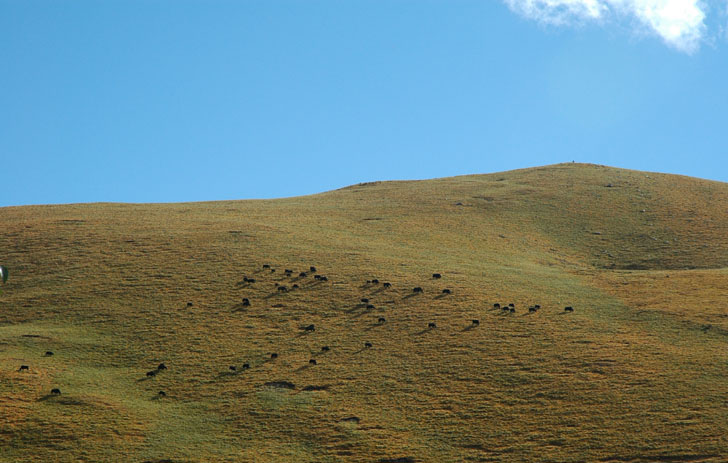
[{"left": 504, "top": 0, "right": 710, "bottom": 53}]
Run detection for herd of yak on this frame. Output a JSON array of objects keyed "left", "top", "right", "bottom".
[{"left": 16, "top": 263, "right": 575, "bottom": 398}]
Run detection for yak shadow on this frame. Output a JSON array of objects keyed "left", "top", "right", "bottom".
[
  {"left": 264, "top": 290, "right": 290, "bottom": 299},
  {"left": 294, "top": 364, "right": 312, "bottom": 373},
  {"left": 460, "top": 324, "right": 477, "bottom": 332},
  {"left": 352, "top": 309, "right": 374, "bottom": 319},
  {"left": 414, "top": 328, "right": 433, "bottom": 336},
  {"left": 434, "top": 294, "right": 448, "bottom": 300},
  {"left": 364, "top": 322, "right": 383, "bottom": 332},
  {"left": 346, "top": 304, "right": 367, "bottom": 313},
  {"left": 37, "top": 394, "right": 57, "bottom": 402},
  {"left": 402, "top": 293, "right": 420, "bottom": 301}
]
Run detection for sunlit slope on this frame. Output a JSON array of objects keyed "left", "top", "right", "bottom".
[{"left": 0, "top": 163, "right": 727, "bottom": 463}]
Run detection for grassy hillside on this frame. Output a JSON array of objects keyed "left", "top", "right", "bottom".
[{"left": 1, "top": 163, "right": 726, "bottom": 462}]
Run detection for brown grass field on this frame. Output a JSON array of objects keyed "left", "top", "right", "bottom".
[{"left": 0, "top": 163, "right": 726, "bottom": 462}]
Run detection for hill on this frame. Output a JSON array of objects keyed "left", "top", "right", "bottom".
[{"left": 1, "top": 163, "right": 727, "bottom": 462}]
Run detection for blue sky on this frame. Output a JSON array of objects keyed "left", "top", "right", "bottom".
[{"left": 1, "top": 0, "right": 727, "bottom": 206}]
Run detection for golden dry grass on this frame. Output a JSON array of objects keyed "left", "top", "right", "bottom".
[{"left": 0, "top": 163, "right": 726, "bottom": 462}]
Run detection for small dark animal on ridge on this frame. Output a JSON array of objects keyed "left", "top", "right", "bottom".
[
  {"left": 493, "top": 303, "right": 500, "bottom": 309},
  {"left": 18, "top": 365, "right": 29, "bottom": 372},
  {"left": 242, "top": 298, "right": 250, "bottom": 307},
  {"left": 321, "top": 346, "right": 330, "bottom": 352},
  {"left": 509, "top": 308, "right": 515, "bottom": 313},
  {"left": 564, "top": 306, "right": 574, "bottom": 312},
  {"left": 309, "top": 359, "right": 317, "bottom": 365},
  {"left": 472, "top": 319, "right": 480, "bottom": 326},
  {"left": 428, "top": 322, "right": 436, "bottom": 328},
  {"left": 270, "top": 353, "right": 278, "bottom": 359},
  {"left": 45, "top": 351, "right": 54, "bottom": 357},
  {"left": 364, "top": 342, "right": 373, "bottom": 348},
  {"left": 158, "top": 391, "right": 166, "bottom": 397},
  {"left": 263, "top": 264, "right": 271, "bottom": 269},
  {"left": 146, "top": 370, "right": 158, "bottom": 377},
  {"left": 442, "top": 289, "right": 452, "bottom": 294},
  {"left": 413, "top": 287, "right": 423, "bottom": 293},
  {"left": 292, "top": 284, "right": 299, "bottom": 289},
  {"left": 320, "top": 276, "right": 328, "bottom": 281},
  {"left": 304, "top": 324, "right": 315, "bottom": 332},
  {"left": 299, "top": 272, "right": 307, "bottom": 277},
  {"left": 284, "top": 269, "right": 293, "bottom": 275},
  {"left": 383, "top": 282, "right": 391, "bottom": 288},
  {"left": 378, "top": 317, "right": 386, "bottom": 323},
  {"left": 50, "top": 388, "right": 61, "bottom": 395},
  {"left": 366, "top": 304, "right": 375, "bottom": 309},
  {"left": 432, "top": 273, "right": 442, "bottom": 279},
  {"left": 229, "top": 365, "right": 237, "bottom": 371},
  {"left": 186, "top": 302, "right": 193, "bottom": 307},
  {"left": 242, "top": 363, "right": 250, "bottom": 370},
  {"left": 310, "top": 266, "right": 317, "bottom": 273},
  {"left": 534, "top": 304, "right": 541, "bottom": 309},
  {"left": 277, "top": 286, "right": 288, "bottom": 292},
  {"left": 371, "top": 279, "right": 379, "bottom": 284},
  {"left": 157, "top": 363, "right": 167, "bottom": 370},
  {"left": 361, "top": 298, "right": 369, "bottom": 303},
  {"left": 509, "top": 303, "right": 515, "bottom": 308},
  {"left": 314, "top": 275, "right": 322, "bottom": 280},
  {"left": 529, "top": 306, "right": 537, "bottom": 313}
]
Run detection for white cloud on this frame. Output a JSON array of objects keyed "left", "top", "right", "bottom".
[{"left": 505, "top": 0, "right": 709, "bottom": 53}]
